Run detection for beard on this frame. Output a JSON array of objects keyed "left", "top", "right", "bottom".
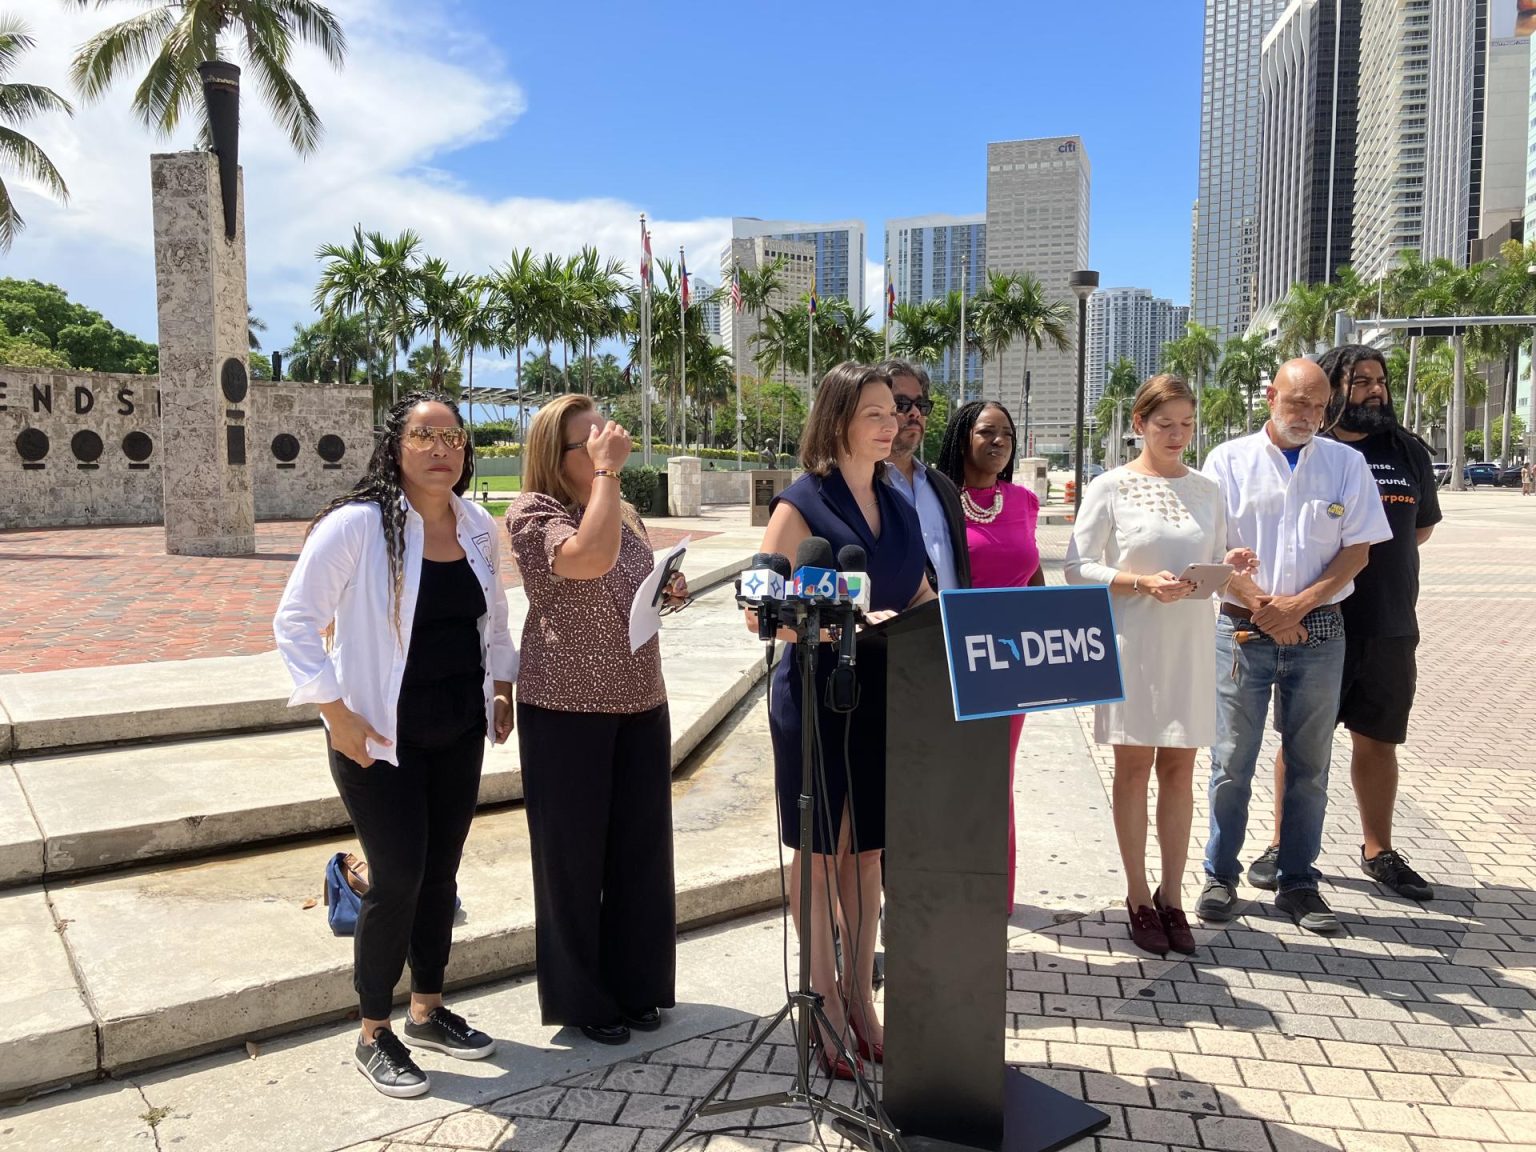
[{"left": 1336, "top": 397, "right": 1397, "bottom": 435}]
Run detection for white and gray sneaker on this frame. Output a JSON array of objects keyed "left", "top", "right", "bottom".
[
  {"left": 403, "top": 1006, "right": 496, "bottom": 1060},
  {"left": 355, "top": 1029, "right": 429, "bottom": 1098}
]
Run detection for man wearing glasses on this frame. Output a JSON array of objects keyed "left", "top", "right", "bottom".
[
  {"left": 1248, "top": 346, "right": 1441, "bottom": 903},
  {"left": 877, "top": 359, "right": 971, "bottom": 592}
]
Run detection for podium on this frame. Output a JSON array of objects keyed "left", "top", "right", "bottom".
[{"left": 864, "top": 600, "right": 1110, "bottom": 1152}]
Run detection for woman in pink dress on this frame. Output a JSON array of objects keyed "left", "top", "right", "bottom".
[{"left": 936, "top": 400, "right": 1043, "bottom": 909}]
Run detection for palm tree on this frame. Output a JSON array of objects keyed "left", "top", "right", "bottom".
[
  {"left": 1216, "top": 332, "right": 1279, "bottom": 433},
  {"left": 568, "top": 246, "right": 628, "bottom": 392},
  {"left": 0, "top": 19, "right": 73, "bottom": 252},
  {"left": 971, "top": 271, "right": 1072, "bottom": 416},
  {"left": 412, "top": 256, "right": 472, "bottom": 390},
  {"left": 1092, "top": 357, "right": 1140, "bottom": 464},
  {"left": 65, "top": 0, "right": 346, "bottom": 156},
  {"left": 1485, "top": 240, "right": 1536, "bottom": 464},
  {"left": 890, "top": 299, "right": 948, "bottom": 377},
  {"left": 486, "top": 247, "right": 537, "bottom": 408},
  {"left": 1274, "top": 281, "right": 1333, "bottom": 358},
  {"left": 1419, "top": 258, "right": 1493, "bottom": 489},
  {"left": 368, "top": 228, "right": 423, "bottom": 405},
  {"left": 1163, "top": 322, "right": 1220, "bottom": 461},
  {"left": 314, "top": 225, "right": 385, "bottom": 396},
  {"left": 1203, "top": 380, "right": 1247, "bottom": 447}
]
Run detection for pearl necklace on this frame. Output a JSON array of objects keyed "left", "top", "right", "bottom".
[{"left": 961, "top": 485, "right": 1004, "bottom": 524}]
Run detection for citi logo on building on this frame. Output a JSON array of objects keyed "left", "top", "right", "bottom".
[{"left": 1057, "top": 141, "right": 1078, "bottom": 153}]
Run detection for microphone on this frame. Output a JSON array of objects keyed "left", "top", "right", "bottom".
[
  {"left": 836, "top": 544, "right": 870, "bottom": 614},
  {"left": 737, "top": 552, "right": 791, "bottom": 644},
  {"left": 827, "top": 544, "right": 865, "bottom": 713},
  {"left": 790, "top": 537, "right": 840, "bottom": 603},
  {"left": 737, "top": 551, "right": 790, "bottom": 606}
]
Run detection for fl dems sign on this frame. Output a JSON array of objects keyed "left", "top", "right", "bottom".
[{"left": 939, "top": 586, "right": 1125, "bottom": 721}]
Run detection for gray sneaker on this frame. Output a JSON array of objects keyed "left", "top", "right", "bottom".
[
  {"left": 402, "top": 1006, "right": 496, "bottom": 1060},
  {"left": 355, "top": 1029, "right": 429, "bottom": 1098},
  {"left": 1196, "top": 878, "right": 1240, "bottom": 922},
  {"left": 1247, "top": 845, "right": 1280, "bottom": 891},
  {"left": 1275, "top": 887, "right": 1340, "bottom": 934}
]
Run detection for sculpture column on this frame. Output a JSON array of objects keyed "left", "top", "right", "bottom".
[{"left": 151, "top": 151, "right": 254, "bottom": 555}]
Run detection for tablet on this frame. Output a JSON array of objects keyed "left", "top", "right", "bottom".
[{"left": 1178, "top": 563, "right": 1234, "bottom": 599}]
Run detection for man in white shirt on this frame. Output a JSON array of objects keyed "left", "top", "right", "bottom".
[
  {"left": 1197, "top": 359, "right": 1392, "bottom": 934},
  {"left": 879, "top": 359, "right": 971, "bottom": 591}
]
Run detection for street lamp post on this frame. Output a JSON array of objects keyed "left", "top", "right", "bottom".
[{"left": 1068, "top": 269, "right": 1099, "bottom": 513}]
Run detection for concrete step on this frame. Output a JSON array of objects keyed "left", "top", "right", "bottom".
[
  {"left": 1, "top": 680, "right": 783, "bottom": 1101},
  {"left": 5, "top": 582, "right": 770, "bottom": 886},
  {"left": 0, "top": 539, "right": 753, "bottom": 759}
]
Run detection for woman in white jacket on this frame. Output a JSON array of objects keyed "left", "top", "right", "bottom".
[{"left": 274, "top": 391, "right": 517, "bottom": 1099}]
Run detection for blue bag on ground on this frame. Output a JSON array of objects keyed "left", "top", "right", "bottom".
[{"left": 324, "top": 851, "right": 363, "bottom": 936}]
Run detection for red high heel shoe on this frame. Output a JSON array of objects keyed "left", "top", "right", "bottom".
[
  {"left": 813, "top": 1027, "right": 863, "bottom": 1081},
  {"left": 848, "top": 1011, "right": 884, "bottom": 1064}
]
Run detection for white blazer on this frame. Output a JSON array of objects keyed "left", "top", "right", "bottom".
[{"left": 273, "top": 495, "right": 519, "bottom": 766}]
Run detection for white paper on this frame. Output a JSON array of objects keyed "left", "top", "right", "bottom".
[{"left": 629, "top": 536, "right": 689, "bottom": 652}]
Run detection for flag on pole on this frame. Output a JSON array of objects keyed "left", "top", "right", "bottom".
[
  {"left": 731, "top": 268, "right": 743, "bottom": 313},
  {"left": 680, "top": 251, "right": 690, "bottom": 310},
  {"left": 640, "top": 223, "right": 652, "bottom": 288},
  {"left": 886, "top": 281, "right": 896, "bottom": 320},
  {"left": 808, "top": 283, "right": 818, "bottom": 316}
]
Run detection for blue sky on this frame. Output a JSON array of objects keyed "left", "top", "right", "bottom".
[{"left": 9, "top": 0, "right": 1205, "bottom": 354}]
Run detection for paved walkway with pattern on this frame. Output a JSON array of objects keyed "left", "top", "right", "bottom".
[
  {"left": 328, "top": 488, "right": 1536, "bottom": 1152},
  {"left": 0, "top": 516, "right": 705, "bottom": 674}
]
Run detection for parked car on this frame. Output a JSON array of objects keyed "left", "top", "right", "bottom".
[
  {"left": 1465, "top": 463, "right": 1499, "bottom": 487},
  {"left": 1496, "top": 466, "right": 1523, "bottom": 488},
  {"left": 1432, "top": 462, "right": 1451, "bottom": 486}
]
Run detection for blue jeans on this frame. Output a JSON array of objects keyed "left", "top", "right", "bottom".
[{"left": 1205, "top": 615, "right": 1345, "bottom": 894}]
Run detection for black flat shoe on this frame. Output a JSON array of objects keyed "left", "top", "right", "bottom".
[
  {"left": 623, "top": 1007, "right": 662, "bottom": 1032},
  {"left": 579, "top": 1022, "right": 631, "bottom": 1045}
]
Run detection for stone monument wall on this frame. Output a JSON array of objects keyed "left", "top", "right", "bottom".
[{"left": 0, "top": 367, "right": 373, "bottom": 529}]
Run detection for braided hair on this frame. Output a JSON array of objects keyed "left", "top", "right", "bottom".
[
  {"left": 1315, "top": 344, "right": 1428, "bottom": 453},
  {"left": 936, "top": 399, "right": 1017, "bottom": 486},
  {"left": 307, "top": 390, "right": 473, "bottom": 637}
]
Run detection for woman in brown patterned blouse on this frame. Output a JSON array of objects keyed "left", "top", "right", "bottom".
[{"left": 505, "top": 394, "right": 686, "bottom": 1046}]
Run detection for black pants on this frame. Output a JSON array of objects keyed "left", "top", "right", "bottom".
[
  {"left": 329, "top": 722, "right": 485, "bottom": 1020},
  {"left": 517, "top": 700, "right": 677, "bottom": 1026}
]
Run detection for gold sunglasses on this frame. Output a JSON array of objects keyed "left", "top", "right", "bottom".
[{"left": 403, "top": 426, "right": 468, "bottom": 452}]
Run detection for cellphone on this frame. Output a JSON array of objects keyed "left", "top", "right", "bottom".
[
  {"left": 1178, "top": 563, "right": 1234, "bottom": 599},
  {"left": 651, "top": 550, "right": 687, "bottom": 607}
]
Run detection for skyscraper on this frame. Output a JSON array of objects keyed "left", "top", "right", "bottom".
[
  {"left": 884, "top": 213, "right": 985, "bottom": 392},
  {"left": 1195, "top": 0, "right": 1290, "bottom": 344},
  {"left": 1477, "top": 2, "right": 1531, "bottom": 239},
  {"left": 730, "top": 218, "right": 866, "bottom": 314},
  {"left": 1422, "top": 0, "right": 1479, "bottom": 264},
  {"left": 719, "top": 235, "right": 816, "bottom": 397},
  {"left": 1087, "top": 289, "right": 1191, "bottom": 403},
  {"left": 1253, "top": 0, "right": 1362, "bottom": 326},
  {"left": 984, "top": 136, "right": 1091, "bottom": 454}
]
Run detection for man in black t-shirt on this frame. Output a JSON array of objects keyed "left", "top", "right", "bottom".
[{"left": 1248, "top": 346, "right": 1442, "bottom": 902}]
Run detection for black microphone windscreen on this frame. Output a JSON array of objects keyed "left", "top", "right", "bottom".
[
  {"left": 749, "top": 551, "right": 791, "bottom": 577},
  {"left": 836, "top": 544, "right": 867, "bottom": 572},
  {"left": 795, "top": 536, "right": 836, "bottom": 571}
]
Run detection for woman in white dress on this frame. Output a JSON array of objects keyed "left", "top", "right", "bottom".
[{"left": 1065, "top": 375, "right": 1255, "bottom": 957}]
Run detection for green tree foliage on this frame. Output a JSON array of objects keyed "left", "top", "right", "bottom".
[
  {"left": 0, "top": 278, "right": 157, "bottom": 372},
  {"left": 65, "top": 0, "right": 346, "bottom": 155},
  {"left": 0, "top": 18, "right": 73, "bottom": 252}
]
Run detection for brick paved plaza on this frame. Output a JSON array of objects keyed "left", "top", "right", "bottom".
[
  {"left": 321, "top": 489, "right": 1535, "bottom": 1152},
  {"left": 0, "top": 520, "right": 703, "bottom": 673}
]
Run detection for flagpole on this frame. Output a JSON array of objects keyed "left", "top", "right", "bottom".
[
  {"left": 640, "top": 215, "right": 652, "bottom": 467},
  {"left": 807, "top": 300, "right": 815, "bottom": 414},
  {"left": 958, "top": 252, "right": 968, "bottom": 405},
  {"left": 678, "top": 245, "right": 687, "bottom": 453},
  {"left": 883, "top": 280, "right": 892, "bottom": 359},
  {"left": 733, "top": 266, "right": 744, "bottom": 468}
]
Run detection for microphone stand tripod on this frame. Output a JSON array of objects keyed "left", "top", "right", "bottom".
[{"left": 656, "top": 596, "right": 904, "bottom": 1152}]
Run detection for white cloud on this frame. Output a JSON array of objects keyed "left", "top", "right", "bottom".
[
  {"left": 2, "top": 0, "right": 729, "bottom": 356},
  {"left": 866, "top": 259, "right": 885, "bottom": 324}
]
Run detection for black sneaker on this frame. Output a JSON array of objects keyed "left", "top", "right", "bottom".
[
  {"left": 1275, "top": 888, "right": 1340, "bottom": 934},
  {"left": 1195, "top": 878, "right": 1240, "bottom": 922},
  {"left": 622, "top": 1007, "right": 663, "bottom": 1032},
  {"left": 1247, "top": 845, "right": 1280, "bottom": 891},
  {"left": 355, "top": 1029, "right": 429, "bottom": 1098},
  {"left": 402, "top": 1006, "right": 496, "bottom": 1060},
  {"left": 1361, "top": 848, "right": 1434, "bottom": 901}
]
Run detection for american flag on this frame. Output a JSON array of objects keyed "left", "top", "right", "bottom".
[
  {"left": 731, "top": 268, "right": 743, "bottom": 313},
  {"left": 887, "top": 281, "right": 896, "bottom": 320},
  {"left": 680, "top": 250, "right": 690, "bottom": 310}
]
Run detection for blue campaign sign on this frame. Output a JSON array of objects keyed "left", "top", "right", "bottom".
[{"left": 938, "top": 586, "right": 1125, "bottom": 720}]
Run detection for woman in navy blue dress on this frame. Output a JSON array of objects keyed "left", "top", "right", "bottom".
[{"left": 753, "top": 362, "right": 932, "bottom": 1079}]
